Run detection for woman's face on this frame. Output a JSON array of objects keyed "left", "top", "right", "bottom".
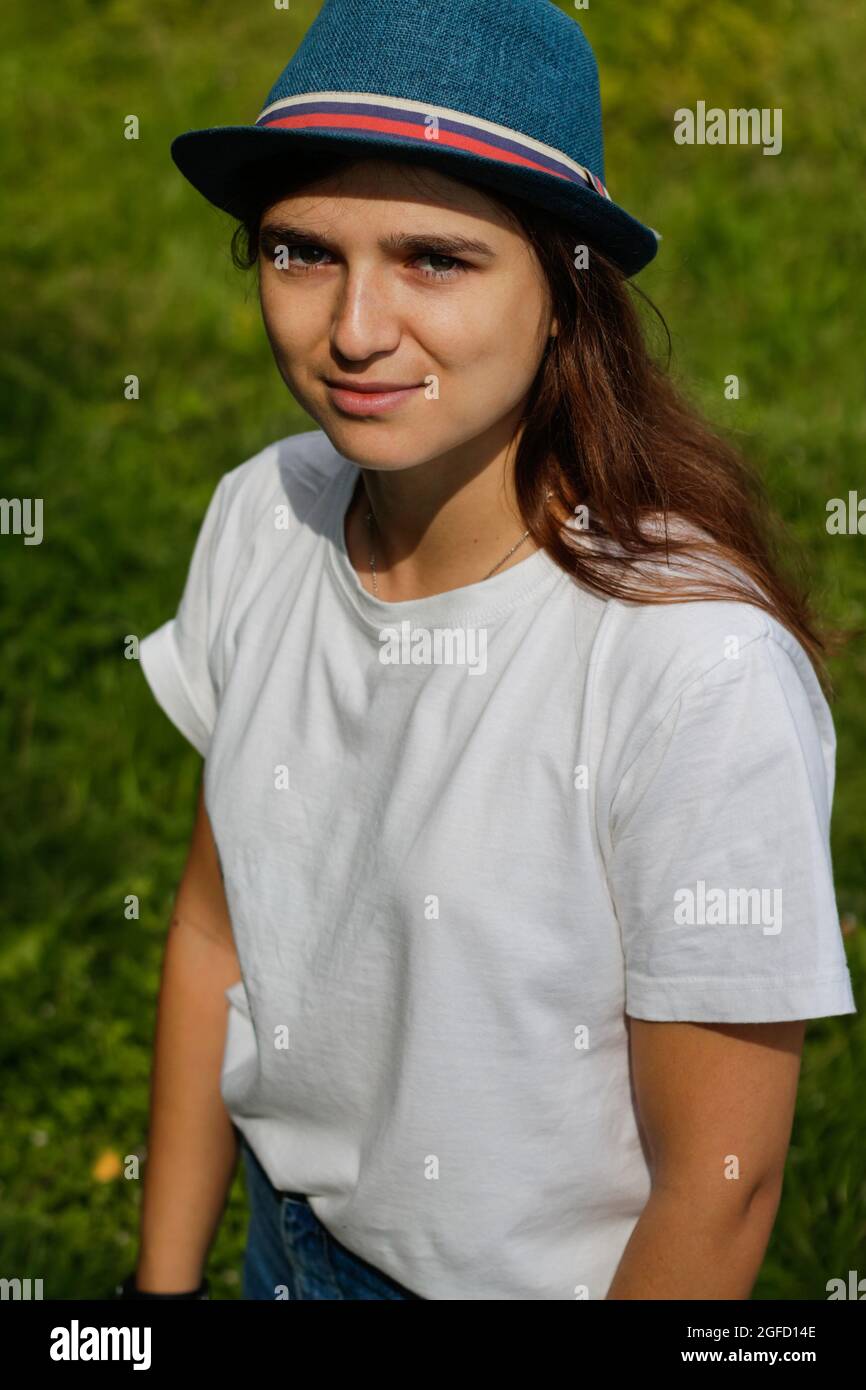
[{"left": 257, "top": 157, "right": 556, "bottom": 472}]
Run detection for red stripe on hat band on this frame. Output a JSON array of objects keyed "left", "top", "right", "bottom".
[{"left": 261, "top": 112, "right": 583, "bottom": 187}]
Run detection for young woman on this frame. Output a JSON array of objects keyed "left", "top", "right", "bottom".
[{"left": 126, "top": 0, "right": 856, "bottom": 1301}]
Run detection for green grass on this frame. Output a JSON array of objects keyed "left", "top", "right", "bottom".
[{"left": 1, "top": 0, "right": 863, "bottom": 1299}]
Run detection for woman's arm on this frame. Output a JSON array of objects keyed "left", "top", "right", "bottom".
[
  {"left": 134, "top": 775, "right": 243, "bottom": 1292},
  {"left": 606, "top": 1016, "right": 806, "bottom": 1299}
]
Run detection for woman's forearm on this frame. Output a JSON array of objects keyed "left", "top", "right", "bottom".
[
  {"left": 134, "top": 919, "right": 243, "bottom": 1292},
  {"left": 605, "top": 1180, "right": 783, "bottom": 1299}
]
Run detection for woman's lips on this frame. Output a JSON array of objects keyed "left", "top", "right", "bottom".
[{"left": 325, "top": 382, "right": 422, "bottom": 416}]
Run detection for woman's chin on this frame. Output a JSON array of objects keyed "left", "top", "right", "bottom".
[{"left": 316, "top": 422, "right": 446, "bottom": 472}]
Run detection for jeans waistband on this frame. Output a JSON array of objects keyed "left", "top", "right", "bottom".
[{"left": 240, "top": 1133, "right": 310, "bottom": 1203}]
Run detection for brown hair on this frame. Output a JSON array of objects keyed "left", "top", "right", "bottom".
[{"left": 230, "top": 152, "right": 849, "bottom": 695}]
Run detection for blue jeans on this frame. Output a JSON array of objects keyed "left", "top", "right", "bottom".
[{"left": 240, "top": 1136, "right": 423, "bottom": 1300}]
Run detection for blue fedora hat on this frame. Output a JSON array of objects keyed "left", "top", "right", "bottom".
[{"left": 171, "top": 0, "right": 660, "bottom": 278}]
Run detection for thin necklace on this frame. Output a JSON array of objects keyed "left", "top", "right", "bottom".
[{"left": 361, "top": 486, "right": 552, "bottom": 597}]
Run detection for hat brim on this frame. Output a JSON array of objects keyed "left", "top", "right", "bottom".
[{"left": 171, "top": 125, "right": 659, "bottom": 278}]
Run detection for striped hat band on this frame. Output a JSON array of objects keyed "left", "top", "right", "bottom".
[{"left": 255, "top": 91, "right": 613, "bottom": 203}]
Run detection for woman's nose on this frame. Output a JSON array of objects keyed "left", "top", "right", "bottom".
[{"left": 329, "top": 265, "right": 402, "bottom": 361}]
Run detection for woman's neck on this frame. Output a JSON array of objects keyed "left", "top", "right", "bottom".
[{"left": 343, "top": 462, "right": 541, "bottom": 603}]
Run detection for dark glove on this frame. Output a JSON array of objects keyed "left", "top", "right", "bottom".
[{"left": 116, "top": 1271, "right": 209, "bottom": 1300}]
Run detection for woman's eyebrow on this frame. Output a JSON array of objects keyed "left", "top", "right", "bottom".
[
  {"left": 382, "top": 231, "right": 497, "bottom": 259},
  {"left": 258, "top": 222, "right": 496, "bottom": 259}
]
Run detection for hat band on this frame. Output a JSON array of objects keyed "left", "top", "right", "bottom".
[{"left": 255, "top": 91, "right": 611, "bottom": 202}]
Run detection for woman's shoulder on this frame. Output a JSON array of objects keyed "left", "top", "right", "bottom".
[
  {"left": 598, "top": 588, "right": 779, "bottom": 691},
  {"left": 572, "top": 510, "right": 823, "bottom": 712},
  {"left": 216, "top": 427, "right": 348, "bottom": 529},
  {"left": 573, "top": 517, "right": 832, "bottom": 784},
  {"left": 589, "top": 596, "right": 834, "bottom": 812}
]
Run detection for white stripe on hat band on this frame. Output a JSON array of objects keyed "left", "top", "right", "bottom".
[{"left": 254, "top": 90, "right": 611, "bottom": 199}]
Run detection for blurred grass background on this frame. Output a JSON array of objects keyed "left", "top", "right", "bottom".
[{"left": 0, "top": 0, "right": 863, "bottom": 1299}]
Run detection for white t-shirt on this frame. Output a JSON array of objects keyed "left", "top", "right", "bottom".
[{"left": 139, "top": 427, "right": 856, "bottom": 1301}]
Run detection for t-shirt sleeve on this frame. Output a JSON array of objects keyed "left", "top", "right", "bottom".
[
  {"left": 138, "top": 476, "right": 228, "bottom": 758},
  {"left": 606, "top": 631, "right": 857, "bottom": 1023}
]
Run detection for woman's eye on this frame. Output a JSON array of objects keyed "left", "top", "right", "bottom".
[
  {"left": 414, "top": 253, "right": 464, "bottom": 280},
  {"left": 280, "top": 243, "right": 331, "bottom": 270},
  {"left": 261, "top": 241, "right": 331, "bottom": 271},
  {"left": 264, "top": 241, "right": 466, "bottom": 280}
]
